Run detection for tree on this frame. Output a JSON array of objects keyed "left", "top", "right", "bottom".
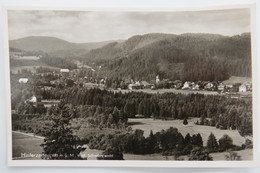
[
  {"left": 218, "top": 135, "right": 233, "bottom": 151},
  {"left": 146, "top": 130, "right": 156, "bottom": 153},
  {"left": 188, "top": 147, "right": 213, "bottom": 161},
  {"left": 41, "top": 102, "right": 86, "bottom": 160},
  {"left": 124, "top": 101, "right": 135, "bottom": 118},
  {"left": 238, "top": 116, "right": 253, "bottom": 138},
  {"left": 183, "top": 118, "right": 188, "bottom": 125},
  {"left": 184, "top": 133, "right": 191, "bottom": 145},
  {"left": 191, "top": 134, "right": 203, "bottom": 147},
  {"left": 206, "top": 132, "right": 219, "bottom": 152}
]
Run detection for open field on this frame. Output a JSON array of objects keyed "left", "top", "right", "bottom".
[
  {"left": 11, "top": 65, "right": 60, "bottom": 74},
  {"left": 128, "top": 118, "right": 251, "bottom": 146},
  {"left": 112, "top": 89, "right": 219, "bottom": 95},
  {"left": 12, "top": 131, "right": 43, "bottom": 159},
  {"left": 223, "top": 76, "right": 252, "bottom": 84},
  {"left": 14, "top": 56, "right": 40, "bottom": 60}
]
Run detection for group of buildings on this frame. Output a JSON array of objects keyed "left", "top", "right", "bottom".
[{"left": 127, "top": 79, "right": 252, "bottom": 93}]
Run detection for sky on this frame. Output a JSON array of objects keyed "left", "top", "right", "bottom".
[{"left": 8, "top": 8, "right": 250, "bottom": 43}]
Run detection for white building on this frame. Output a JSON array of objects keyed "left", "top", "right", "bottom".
[
  {"left": 205, "top": 82, "right": 214, "bottom": 90},
  {"left": 18, "top": 78, "right": 28, "bottom": 84},
  {"left": 218, "top": 83, "right": 225, "bottom": 91},
  {"left": 239, "top": 84, "right": 247, "bottom": 92},
  {"left": 128, "top": 84, "right": 142, "bottom": 90},
  {"left": 27, "top": 95, "right": 37, "bottom": 103},
  {"left": 60, "top": 69, "right": 70, "bottom": 73},
  {"left": 192, "top": 84, "right": 200, "bottom": 90},
  {"left": 182, "top": 81, "right": 191, "bottom": 89},
  {"left": 156, "top": 75, "right": 160, "bottom": 84}
]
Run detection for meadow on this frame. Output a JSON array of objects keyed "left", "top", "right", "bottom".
[
  {"left": 12, "top": 131, "right": 252, "bottom": 161},
  {"left": 128, "top": 118, "right": 251, "bottom": 146}
]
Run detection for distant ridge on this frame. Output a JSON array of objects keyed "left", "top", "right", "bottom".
[{"left": 9, "top": 36, "right": 123, "bottom": 54}]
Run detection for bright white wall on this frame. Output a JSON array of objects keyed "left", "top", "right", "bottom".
[{"left": 0, "top": 0, "right": 259, "bottom": 172}]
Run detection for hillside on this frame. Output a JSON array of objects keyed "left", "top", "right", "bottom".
[{"left": 85, "top": 33, "right": 251, "bottom": 82}]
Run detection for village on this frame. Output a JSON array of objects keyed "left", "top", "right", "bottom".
[{"left": 16, "top": 65, "right": 253, "bottom": 108}]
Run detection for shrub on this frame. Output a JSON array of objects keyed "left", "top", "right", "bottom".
[{"left": 219, "top": 135, "right": 233, "bottom": 150}]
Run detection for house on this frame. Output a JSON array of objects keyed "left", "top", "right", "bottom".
[
  {"left": 192, "top": 84, "right": 200, "bottom": 90},
  {"left": 60, "top": 69, "right": 70, "bottom": 73},
  {"left": 128, "top": 84, "right": 142, "bottom": 90},
  {"left": 27, "top": 95, "right": 37, "bottom": 103},
  {"left": 205, "top": 82, "right": 214, "bottom": 90},
  {"left": 182, "top": 81, "right": 192, "bottom": 90},
  {"left": 239, "top": 84, "right": 247, "bottom": 92},
  {"left": 244, "top": 82, "right": 252, "bottom": 91},
  {"left": 100, "top": 79, "right": 106, "bottom": 84},
  {"left": 218, "top": 83, "right": 225, "bottom": 91},
  {"left": 18, "top": 78, "right": 28, "bottom": 84},
  {"left": 140, "top": 81, "right": 152, "bottom": 89},
  {"left": 225, "top": 84, "right": 233, "bottom": 89},
  {"left": 173, "top": 80, "right": 183, "bottom": 89}
]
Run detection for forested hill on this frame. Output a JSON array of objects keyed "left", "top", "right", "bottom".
[{"left": 85, "top": 33, "right": 251, "bottom": 82}]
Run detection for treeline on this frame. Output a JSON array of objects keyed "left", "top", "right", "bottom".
[
  {"left": 58, "top": 88, "right": 252, "bottom": 136},
  {"left": 87, "top": 127, "right": 247, "bottom": 159},
  {"left": 73, "top": 105, "right": 128, "bottom": 129}
]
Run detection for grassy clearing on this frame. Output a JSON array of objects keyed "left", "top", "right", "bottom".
[
  {"left": 223, "top": 76, "right": 252, "bottom": 84},
  {"left": 14, "top": 56, "right": 40, "bottom": 60},
  {"left": 12, "top": 132, "right": 43, "bottom": 159},
  {"left": 11, "top": 65, "right": 60, "bottom": 74},
  {"left": 128, "top": 118, "right": 251, "bottom": 146}
]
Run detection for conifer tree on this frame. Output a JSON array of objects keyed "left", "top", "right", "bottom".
[
  {"left": 183, "top": 117, "right": 188, "bottom": 125},
  {"left": 206, "top": 132, "right": 219, "bottom": 152},
  {"left": 41, "top": 101, "right": 85, "bottom": 160}
]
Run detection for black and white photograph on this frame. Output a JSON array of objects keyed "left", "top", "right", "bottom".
[{"left": 5, "top": 5, "right": 257, "bottom": 167}]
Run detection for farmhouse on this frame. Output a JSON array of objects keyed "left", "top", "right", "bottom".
[
  {"left": 225, "top": 84, "right": 233, "bottom": 89},
  {"left": 26, "top": 95, "right": 37, "bottom": 103},
  {"left": 182, "top": 81, "right": 192, "bottom": 90},
  {"left": 173, "top": 80, "right": 183, "bottom": 89},
  {"left": 244, "top": 82, "right": 252, "bottom": 91},
  {"left": 239, "top": 84, "right": 247, "bottom": 92},
  {"left": 128, "top": 83, "right": 142, "bottom": 90},
  {"left": 18, "top": 78, "right": 28, "bottom": 84},
  {"left": 205, "top": 82, "right": 214, "bottom": 90},
  {"left": 192, "top": 84, "right": 200, "bottom": 90},
  {"left": 140, "top": 81, "right": 152, "bottom": 89}
]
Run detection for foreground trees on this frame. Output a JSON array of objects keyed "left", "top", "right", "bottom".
[
  {"left": 188, "top": 147, "right": 213, "bottom": 161},
  {"left": 41, "top": 101, "right": 86, "bottom": 160}
]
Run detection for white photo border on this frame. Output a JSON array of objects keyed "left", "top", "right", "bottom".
[{"left": 3, "top": 3, "right": 259, "bottom": 167}]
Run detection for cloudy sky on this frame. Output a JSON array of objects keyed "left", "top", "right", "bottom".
[{"left": 8, "top": 8, "right": 250, "bottom": 43}]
